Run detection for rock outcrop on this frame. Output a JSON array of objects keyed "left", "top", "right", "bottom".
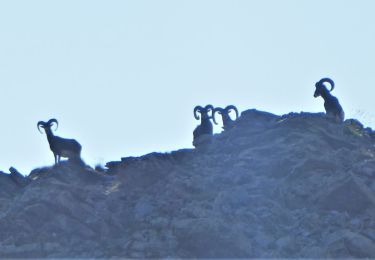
[{"left": 0, "top": 110, "right": 375, "bottom": 258}]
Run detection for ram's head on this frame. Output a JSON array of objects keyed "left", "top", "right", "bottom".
[
  {"left": 37, "top": 119, "right": 58, "bottom": 134},
  {"left": 194, "top": 105, "right": 214, "bottom": 120},
  {"left": 314, "top": 78, "right": 335, "bottom": 98},
  {"left": 213, "top": 105, "right": 239, "bottom": 125}
]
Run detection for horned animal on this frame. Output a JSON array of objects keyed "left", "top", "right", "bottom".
[
  {"left": 37, "top": 119, "right": 82, "bottom": 164},
  {"left": 213, "top": 105, "right": 239, "bottom": 130},
  {"left": 314, "top": 78, "right": 345, "bottom": 122},
  {"left": 193, "top": 105, "right": 214, "bottom": 140}
]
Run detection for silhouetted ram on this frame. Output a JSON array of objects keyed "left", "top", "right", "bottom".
[
  {"left": 37, "top": 119, "right": 82, "bottom": 164},
  {"left": 314, "top": 77, "right": 345, "bottom": 122},
  {"left": 193, "top": 105, "right": 214, "bottom": 141}
]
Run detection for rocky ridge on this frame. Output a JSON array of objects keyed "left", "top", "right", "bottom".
[{"left": 0, "top": 109, "right": 375, "bottom": 258}]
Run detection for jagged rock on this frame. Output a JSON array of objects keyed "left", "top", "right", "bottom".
[
  {"left": 192, "top": 133, "right": 212, "bottom": 148},
  {"left": 324, "top": 230, "right": 375, "bottom": 258},
  {"left": 0, "top": 171, "right": 22, "bottom": 212},
  {"left": 1, "top": 111, "right": 375, "bottom": 258},
  {"left": 317, "top": 178, "right": 374, "bottom": 215},
  {"left": 9, "top": 167, "right": 30, "bottom": 186}
]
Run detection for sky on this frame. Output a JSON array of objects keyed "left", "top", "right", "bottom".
[{"left": 1, "top": 0, "right": 375, "bottom": 174}]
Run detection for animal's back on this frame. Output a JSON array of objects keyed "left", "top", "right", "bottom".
[{"left": 52, "top": 136, "right": 82, "bottom": 156}]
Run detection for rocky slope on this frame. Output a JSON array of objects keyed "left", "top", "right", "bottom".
[{"left": 0, "top": 110, "right": 375, "bottom": 258}]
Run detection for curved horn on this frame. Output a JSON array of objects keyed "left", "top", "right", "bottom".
[
  {"left": 205, "top": 104, "right": 214, "bottom": 118},
  {"left": 225, "top": 105, "right": 239, "bottom": 120},
  {"left": 37, "top": 121, "right": 46, "bottom": 134},
  {"left": 205, "top": 104, "right": 214, "bottom": 112},
  {"left": 319, "top": 78, "right": 335, "bottom": 92},
  {"left": 194, "top": 106, "right": 203, "bottom": 120},
  {"left": 212, "top": 107, "right": 224, "bottom": 125},
  {"left": 47, "top": 118, "right": 58, "bottom": 131}
]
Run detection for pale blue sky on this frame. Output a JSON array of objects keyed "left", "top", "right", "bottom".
[{"left": 1, "top": 0, "right": 375, "bottom": 174}]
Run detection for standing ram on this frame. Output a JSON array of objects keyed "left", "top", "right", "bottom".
[
  {"left": 193, "top": 105, "right": 214, "bottom": 146},
  {"left": 313, "top": 77, "right": 345, "bottom": 122},
  {"left": 213, "top": 105, "right": 239, "bottom": 130},
  {"left": 37, "top": 119, "right": 82, "bottom": 164}
]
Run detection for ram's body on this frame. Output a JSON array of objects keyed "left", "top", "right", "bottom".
[
  {"left": 193, "top": 118, "right": 213, "bottom": 140},
  {"left": 193, "top": 105, "right": 214, "bottom": 146}
]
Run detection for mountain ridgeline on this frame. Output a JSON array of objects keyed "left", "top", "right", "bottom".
[{"left": 1, "top": 109, "right": 375, "bottom": 258}]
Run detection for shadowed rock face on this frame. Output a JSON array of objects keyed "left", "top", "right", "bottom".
[{"left": 1, "top": 110, "right": 375, "bottom": 258}]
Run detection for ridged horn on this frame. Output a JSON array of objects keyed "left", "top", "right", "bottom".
[
  {"left": 225, "top": 105, "right": 239, "bottom": 120},
  {"left": 318, "top": 78, "right": 335, "bottom": 92},
  {"left": 212, "top": 107, "right": 224, "bottom": 125},
  {"left": 47, "top": 118, "right": 58, "bottom": 131},
  {"left": 205, "top": 104, "right": 214, "bottom": 118},
  {"left": 194, "top": 106, "right": 204, "bottom": 120},
  {"left": 205, "top": 104, "right": 214, "bottom": 112},
  {"left": 37, "top": 121, "right": 46, "bottom": 134}
]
